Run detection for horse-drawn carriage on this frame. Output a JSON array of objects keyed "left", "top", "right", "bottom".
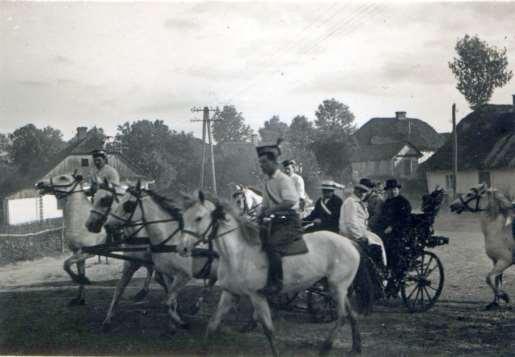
[{"left": 270, "top": 187, "right": 450, "bottom": 320}]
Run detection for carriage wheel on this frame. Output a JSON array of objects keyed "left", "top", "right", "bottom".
[
  {"left": 307, "top": 279, "right": 337, "bottom": 323},
  {"left": 400, "top": 251, "right": 444, "bottom": 312}
]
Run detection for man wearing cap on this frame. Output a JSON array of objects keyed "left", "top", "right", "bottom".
[
  {"left": 282, "top": 160, "right": 306, "bottom": 212},
  {"left": 339, "top": 178, "right": 387, "bottom": 266},
  {"left": 377, "top": 179, "right": 412, "bottom": 281},
  {"left": 92, "top": 150, "right": 120, "bottom": 186},
  {"left": 257, "top": 143, "right": 300, "bottom": 295},
  {"left": 303, "top": 180, "right": 342, "bottom": 233}
]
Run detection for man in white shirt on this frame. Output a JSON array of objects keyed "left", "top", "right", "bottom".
[
  {"left": 282, "top": 159, "right": 306, "bottom": 211},
  {"left": 339, "top": 178, "right": 387, "bottom": 266}
]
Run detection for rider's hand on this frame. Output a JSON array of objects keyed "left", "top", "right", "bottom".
[
  {"left": 313, "top": 218, "right": 322, "bottom": 225},
  {"left": 384, "top": 226, "right": 392, "bottom": 234}
]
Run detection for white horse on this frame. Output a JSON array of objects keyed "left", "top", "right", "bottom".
[
  {"left": 232, "top": 185, "right": 263, "bottom": 218},
  {"left": 104, "top": 183, "right": 203, "bottom": 331},
  {"left": 450, "top": 184, "right": 514, "bottom": 310},
  {"left": 178, "top": 191, "right": 374, "bottom": 356},
  {"left": 36, "top": 173, "right": 156, "bottom": 307},
  {"left": 85, "top": 179, "right": 168, "bottom": 331}
]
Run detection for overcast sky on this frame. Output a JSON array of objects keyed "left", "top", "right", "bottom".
[{"left": 1, "top": 1, "right": 514, "bottom": 140}]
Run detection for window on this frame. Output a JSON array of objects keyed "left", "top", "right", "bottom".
[
  {"left": 478, "top": 171, "right": 491, "bottom": 187},
  {"left": 81, "top": 158, "right": 89, "bottom": 167}
]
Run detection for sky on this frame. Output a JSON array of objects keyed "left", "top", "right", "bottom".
[{"left": 1, "top": 1, "right": 514, "bottom": 141}]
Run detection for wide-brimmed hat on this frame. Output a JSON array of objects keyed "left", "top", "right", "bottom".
[
  {"left": 355, "top": 178, "right": 374, "bottom": 193},
  {"left": 91, "top": 149, "right": 107, "bottom": 159},
  {"left": 320, "top": 180, "right": 336, "bottom": 191},
  {"left": 384, "top": 178, "right": 402, "bottom": 190}
]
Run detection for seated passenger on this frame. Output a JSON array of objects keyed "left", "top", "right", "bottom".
[{"left": 303, "top": 180, "right": 342, "bottom": 233}]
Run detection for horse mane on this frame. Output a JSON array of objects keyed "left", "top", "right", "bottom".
[
  {"left": 487, "top": 189, "right": 512, "bottom": 218},
  {"left": 245, "top": 186, "right": 263, "bottom": 197},
  {"left": 212, "top": 199, "right": 261, "bottom": 246},
  {"left": 145, "top": 190, "right": 182, "bottom": 221}
]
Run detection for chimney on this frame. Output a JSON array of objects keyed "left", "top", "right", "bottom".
[
  {"left": 76, "top": 127, "right": 87, "bottom": 140},
  {"left": 395, "top": 111, "right": 407, "bottom": 120}
]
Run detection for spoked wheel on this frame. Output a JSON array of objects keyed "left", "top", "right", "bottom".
[
  {"left": 401, "top": 251, "right": 444, "bottom": 312},
  {"left": 307, "top": 279, "right": 337, "bottom": 323}
]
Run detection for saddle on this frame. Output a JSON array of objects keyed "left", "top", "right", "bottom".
[{"left": 262, "top": 211, "right": 308, "bottom": 257}]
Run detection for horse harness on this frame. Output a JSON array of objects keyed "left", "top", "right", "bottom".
[{"left": 458, "top": 188, "right": 487, "bottom": 213}]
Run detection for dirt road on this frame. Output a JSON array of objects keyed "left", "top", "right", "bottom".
[{"left": 1, "top": 212, "right": 514, "bottom": 356}]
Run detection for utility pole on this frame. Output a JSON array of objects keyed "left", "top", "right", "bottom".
[
  {"left": 191, "top": 106, "right": 221, "bottom": 195},
  {"left": 452, "top": 103, "right": 458, "bottom": 199}
]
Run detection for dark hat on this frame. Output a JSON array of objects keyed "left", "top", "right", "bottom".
[
  {"left": 256, "top": 138, "right": 283, "bottom": 159},
  {"left": 91, "top": 149, "right": 107, "bottom": 159},
  {"left": 355, "top": 178, "right": 374, "bottom": 192},
  {"left": 384, "top": 179, "right": 402, "bottom": 190},
  {"left": 282, "top": 159, "right": 296, "bottom": 167}
]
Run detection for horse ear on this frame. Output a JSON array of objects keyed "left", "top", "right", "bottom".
[
  {"left": 198, "top": 190, "right": 205, "bottom": 204},
  {"left": 72, "top": 169, "right": 78, "bottom": 177}
]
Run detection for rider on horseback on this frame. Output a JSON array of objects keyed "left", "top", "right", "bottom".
[{"left": 257, "top": 142, "right": 301, "bottom": 296}]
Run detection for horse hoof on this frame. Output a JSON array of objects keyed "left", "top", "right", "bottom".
[
  {"left": 485, "top": 302, "right": 499, "bottom": 311},
  {"left": 189, "top": 303, "right": 201, "bottom": 316},
  {"left": 75, "top": 276, "right": 91, "bottom": 285},
  {"left": 499, "top": 293, "right": 510, "bottom": 304},
  {"left": 101, "top": 322, "right": 112, "bottom": 333},
  {"left": 319, "top": 340, "right": 332, "bottom": 356},
  {"left": 239, "top": 320, "right": 258, "bottom": 333},
  {"left": 68, "top": 298, "right": 86, "bottom": 307},
  {"left": 133, "top": 290, "right": 148, "bottom": 302}
]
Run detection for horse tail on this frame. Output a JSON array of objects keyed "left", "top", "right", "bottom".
[{"left": 352, "top": 244, "right": 374, "bottom": 316}]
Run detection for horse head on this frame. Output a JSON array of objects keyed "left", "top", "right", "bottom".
[
  {"left": 86, "top": 178, "right": 124, "bottom": 233},
  {"left": 450, "top": 183, "right": 489, "bottom": 214},
  {"left": 35, "top": 173, "right": 85, "bottom": 198}
]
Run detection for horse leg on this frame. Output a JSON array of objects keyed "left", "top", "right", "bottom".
[
  {"left": 102, "top": 261, "right": 141, "bottom": 332},
  {"left": 249, "top": 293, "right": 278, "bottom": 357},
  {"left": 346, "top": 298, "right": 362, "bottom": 354},
  {"left": 64, "top": 253, "right": 91, "bottom": 306},
  {"left": 133, "top": 265, "right": 152, "bottom": 302},
  {"left": 162, "top": 272, "right": 190, "bottom": 330},
  {"left": 205, "top": 290, "right": 236, "bottom": 339},
  {"left": 485, "top": 259, "right": 511, "bottom": 310},
  {"left": 320, "top": 284, "right": 350, "bottom": 356}
]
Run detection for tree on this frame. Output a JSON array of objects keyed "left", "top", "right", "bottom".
[
  {"left": 8, "top": 124, "right": 66, "bottom": 174},
  {"left": 449, "top": 34, "right": 513, "bottom": 109},
  {"left": 314, "top": 98, "right": 355, "bottom": 137},
  {"left": 212, "top": 105, "right": 253, "bottom": 144},
  {"left": 258, "top": 115, "right": 289, "bottom": 143}
]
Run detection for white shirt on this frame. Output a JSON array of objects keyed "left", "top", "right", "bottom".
[
  {"left": 339, "top": 193, "right": 369, "bottom": 239},
  {"left": 289, "top": 172, "right": 306, "bottom": 200},
  {"left": 262, "top": 170, "right": 299, "bottom": 210}
]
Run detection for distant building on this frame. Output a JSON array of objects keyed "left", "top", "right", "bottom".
[
  {"left": 2, "top": 127, "right": 152, "bottom": 225},
  {"left": 350, "top": 111, "right": 446, "bottom": 179},
  {"left": 423, "top": 96, "right": 515, "bottom": 196}
]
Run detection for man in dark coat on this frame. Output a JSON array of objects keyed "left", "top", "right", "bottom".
[
  {"left": 377, "top": 179, "right": 412, "bottom": 280},
  {"left": 303, "top": 180, "right": 342, "bottom": 233}
]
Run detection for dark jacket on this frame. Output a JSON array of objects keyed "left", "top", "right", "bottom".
[
  {"left": 304, "top": 194, "right": 343, "bottom": 233},
  {"left": 377, "top": 195, "right": 412, "bottom": 234}
]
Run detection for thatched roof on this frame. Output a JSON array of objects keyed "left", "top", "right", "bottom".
[{"left": 423, "top": 104, "right": 515, "bottom": 171}]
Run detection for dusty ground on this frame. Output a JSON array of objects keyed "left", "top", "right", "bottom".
[{"left": 1, "top": 212, "right": 514, "bottom": 356}]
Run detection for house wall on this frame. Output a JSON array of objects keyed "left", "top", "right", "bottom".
[
  {"left": 352, "top": 160, "right": 392, "bottom": 178},
  {"left": 6, "top": 195, "right": 61, "bottom": 225},
  {"left": 426, "top": 169, "right": 515, "bottom": 195}
]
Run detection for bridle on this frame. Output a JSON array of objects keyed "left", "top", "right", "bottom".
[
  {"left": 89, "top": 183, "right": 123, "bottom": 225},
  {"left": 41, "top": 173, "right": 85, "bottom": 199},
  {"left": 107, "top": 187, "right": 184, "bottom": 251},
  {"left": 181, "top": 202, "right": 240, "bottom": 247},
  {"left": 458, "top": 188, "right": 487, "bottom": 213}
]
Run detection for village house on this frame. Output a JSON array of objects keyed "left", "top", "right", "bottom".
[
  {"left": 423, "top": 95, "right": 515, "bottom": 196},
  {"left": 1, "top": 127, "right": 152, "bottom": 225},
  {"left": 350, "top": 111, "right": 447, "bottom": 180}
]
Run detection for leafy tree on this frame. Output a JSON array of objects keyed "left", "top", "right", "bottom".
[
  {"left": 8, "top": 124, "right": 66, "bottom": 174},
  {"left": 212, "top": 105, "right": 253, "bottom": 144},
  {"left": 258, "top": 115, "right": 289, "bottom": 143},
  {"left": 449, "top": 34, "right": 513, "bottom": 109},
  {"left": 314, "top": 98, "right": 355, "bottom": 137}
]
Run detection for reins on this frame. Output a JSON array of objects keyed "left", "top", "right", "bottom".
[{"left": 458, "top": 190, "right": 486, "bottom": 213}]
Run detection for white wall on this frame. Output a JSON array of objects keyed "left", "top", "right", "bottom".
[
  {"left": 491, "top": 169, "right": 515, "bottom": 196},
  {"left": 7, "top": 195, "right": 62, "bottom": 225}
]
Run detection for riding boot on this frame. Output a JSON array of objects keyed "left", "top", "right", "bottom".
[{"left": 258, "top": 247, "right": 283, "bottom": 296}]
